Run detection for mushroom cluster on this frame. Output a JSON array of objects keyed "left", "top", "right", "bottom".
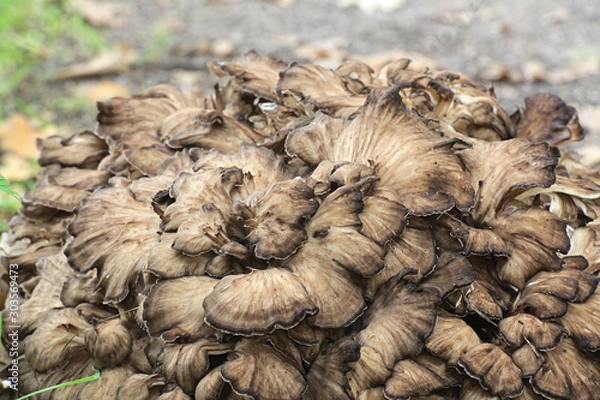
[{"left": 2, "top": 51, "right": 600, "bottom": 400}]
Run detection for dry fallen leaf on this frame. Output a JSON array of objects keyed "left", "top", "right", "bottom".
[
  {"left": 54, "top": 44, "right": 138, "bottom": 81},
  {"left": 82, "top": 80, "right": 131, "bottom": 104},
  {"left": 295, "top": 39, "right": 349, "bottom": 64},
  {"left": 0, "top": 114, "right": 52, "bottom": 159},
  {"left": 0, "top": 114, "right": 53, "bottom": 181},
  {"left": 547, "top": 55, "right": 600, "bottom": 84},
  {"left": 71, "top": 0, "right": 129, "bottom": 28}
]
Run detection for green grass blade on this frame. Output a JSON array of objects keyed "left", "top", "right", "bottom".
[
  {"left": 16, "top": 370, "right": 100, "bottom": 400},
  {"left": 0, "top": 175, "right": 20, "bottom": 199}
]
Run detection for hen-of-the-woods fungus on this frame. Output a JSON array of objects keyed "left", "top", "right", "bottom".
[{"left": 2, "top": 51, "right": 600, "bottom": 400}]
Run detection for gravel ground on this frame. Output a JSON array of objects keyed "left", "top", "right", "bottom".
[
  {"left": 108, "top": 0, "right": 600, "bottom": 108},
  {"left": 9, "top": 0, "right": 600, "bottom": 137}
]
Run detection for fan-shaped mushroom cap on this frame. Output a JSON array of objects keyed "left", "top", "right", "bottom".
[
  {"left": 75, "top": 366, "right": 137, "bottom": 400},
  {"left": 143, "top": 275, "right": 218, "bottom": 341},
  {"left": 459, "top": 379, "right": 542, "bottom": 400},
  {"left": 446, "top": 256, "right": 514, "bottom": 319},
  {"left": 161, "top": 167, "right": 242, "bottom": 232},
  {"left": 195, "top": 368, "right": 228, "bottom": 400},
  {"left": 145, "top": 233, "right": 210, "bottom": 278},
  {"left": 161, "top": 108, "right": 266, "bottom": 152},
  {"left": 285, "top": 184, "right": 384, "bottom": 328},
  {"left": 192, "top": 144, "right": 299, "bottom": 195},
  {"left": 458, "top": 138, "right": 558, "bottom": 224},
  {"left": 23, "top": 184, "right": 90, "bottom": 212},
  {"left": 530, "top": 338, "right": 600, "bottom": 400},
  {"left": 24, "top": 307, "right": 91, "bottom": 373},
  {"left": 157, "top": 339, "right": 234, "bottom": 394},
  {"left": 221, "top": 339, "right": 307, "bottom": 400},
  {"left": 366, "top": 218, "right": 435, "bottom": 300},
  {"left": 65, "top": 187, "right": 161, "bottom": 303},
  {"left": 18, "top": 357, "right": 96, "bottom": 400},
  {"left": 383, "top": 352, "right": 461, "bottom": 400},
  {"left": 301, "top": 337, "right": 361, "bottom": 399},
  {"left": 97, "top": 84, "right": 194, "bottom": 142},
  {"left": 209, "top": 50, "right": 287, "bottom": 101},
  {"left": 419, "top": 252, "right": 473, "bottom": 298},
  {"left": 246, "top": 179, "right": 318, "bottom": 259},
  {"left": 511, "top": 344, "right": 546, "bottom": 379},
  {"left": 277, "top": 62, "right": 366, "bottom": 116},
  {"left": 286, "top": 87, "right": 475, "bottom": 216},
  {"left": 492, "top": 202, "right": 569, "bottom": 289},
  {"left": 115, "top": 373, "right": 166, "bottom": 400},
  {"left": 500, "top": 314, "right": 566, "bottom": 351},
  {"left": 358, "top": 186, "right": 408, "bottom": 245},
  {"left": 347, "top": 345, "right": 391, "bottom": 398},
  {"left": 458, "top": 343, "right": 524, "bottom": 398},
  {"left": 157, "top": 387, "right": 193, "bottom": 400},
  {"left": 37, "top": 130, "right": 108, "bottom": 168},
  {"left": 85, "top": 318, "right": 133, "bottom": 369},
  {"left": 425, "top": 312, "right": 481, "bottom": 366},
  {"left": 512, "top": 268, "right": 597, "bottom": 320},
  {"left": 357, "top": 278, "right": 439, "bottom": 368},
  {"left": 511, "top": 93, "right": 584, "bottom": 145},
  {"left": 16, "top": 253, "right": 74, "bottom": 336},
  {"left": 203, "top": 268, "right": 317, "bottom": 336},
  {"left": 558, "top": 289, "right": 600, "bottom": 351},
  {"left": 123, "top": 145, "right": 176, "bottom": 177}
]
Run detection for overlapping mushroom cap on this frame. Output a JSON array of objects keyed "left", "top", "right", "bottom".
[{"left": 2, "top": 51, "right": 599, "bottom": 400}]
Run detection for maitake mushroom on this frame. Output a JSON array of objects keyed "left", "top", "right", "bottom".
[{"left": 2, "top": 51, "right": 600, "bottom": 400}]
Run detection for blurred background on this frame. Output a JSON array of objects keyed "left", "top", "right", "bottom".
[{"left": 1, "top": 0, "right": 599, "bottom": 222}]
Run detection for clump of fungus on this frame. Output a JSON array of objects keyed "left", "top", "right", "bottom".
[{"left": 2, "top": 50, "right": 600, "bottom": 400}]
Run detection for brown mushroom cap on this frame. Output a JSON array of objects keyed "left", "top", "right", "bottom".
[
  {"left": 530, "top": 338, "right": 600, "bottom": 400},
  {"left": 511, "top": 93, "right": 584, "bottom": 145},
  {"left": 220, "top": 339, "right": 307, "bottom": 400},
  {"left": 143, "top": 275, "right": 218, "bottom": 341},
  {"left": 383, "top": 352, "right": 461, "bottom": 400},
  {"left": 286, "top": 86, "right": 475, "bottom": 216},
  {"left": 85, "top": 318, "right": 134, "bottom": 369},
  {"left": 558, "top": 289, "right": 600, "bottom": 351},
  {"left": 458, "top": 343, "right": 524, "bottom": 398},
  {"left": 492, "top": 202, "right": 570, "bottom": 289},
  {"left": 357, "top": 277, "right": 439, "bottom": 368},
  {"left": 161, "top": 167, "right": 242, "bottom": 232},
  {"left": 146, "top": 233, "right": 211, "bottom": 278},
  {"left": 458, "top": 138, "right": 558, "bottom": 225},
  {"left": 246, "top": 179, "right": 319, "bottom": 259},
  {"left": 75, "top": 366, "right": 138, "bottom": 400},
  {"left": 115, "top": 373, "right": 166, "bottom": 400},
  {"left": 161, "top": 108, "right": 267, "bottom": 153},
  {"left": 419, "top": 251, "right": 473, "bottom": 298},
  {"left": 347, "top": 345, "right": 391, "bottom": 398},
  {"left": 65, "top": 187, "right": 161, "bottom": 303},
  {"left": 203, "top": 268, "right": 318, "bottom": 336},
  {"left": 157, "top": 339, "right": 234, "bottom": 394},
  {"left": 37, "top": 130, "right": 108, "bottom": 168},
  {"left": 366, "top": 218, "right": 435, "bottom": 300},
  {"left": 499, "top": 314, "right": 567, "bottom": 351},
  {"left": 425, "top": 312, "right": 481, "bottom": 366},
  {"left": 277, "top": 62, "right": 366, "bottom": 116},
  {"left": 301, "top": 337, "right": 361, "bottom": 399},
  {"left": 208, "top": 50, "right": 287, "bottom": 101},
  {"left": 24, "top": 307, "right": 91, "bottom": 373},
  {"left": 511, "top": 268, "right": 596, "bottom": 320},
  {"left": 16, "top": 253, "right": 74, "bottom": 336}
]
